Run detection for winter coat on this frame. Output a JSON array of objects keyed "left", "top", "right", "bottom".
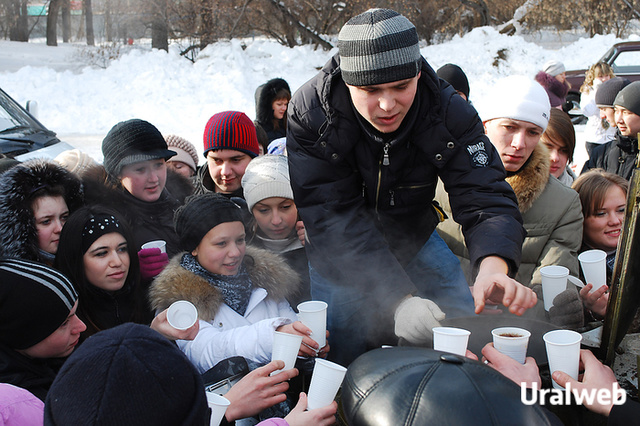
[
  {"left": 287, "top": 53, "right": 525, "bottom": 319},
  {"left": 149, "top": 246, "right": 300, "bottom": 373},
  {"left": 580, "top": 83, "right": 616, "bottom": 145},
  {"left": 0, "top": 160, "right": 83, "bottom": 263},
  {"left": 0, "top": 383, "right": 44, "bottom": 425},
  {"left": 535, "top": 71, "right": 569, "bottom": 108},
  {"left": 255, "top": 78, "right": 290, "bottom": 142},
  {"left": 557, "top": 165, "right": 577, "bottom": 187},
  {"left": 437, "top": 143, "right": 584, "bottom": 298},
  {"left": 581, "top": 131, "right": 638, "bottom": 180},
  {"left": 82, "top": 165, "right": 192, "bottom": 257}
]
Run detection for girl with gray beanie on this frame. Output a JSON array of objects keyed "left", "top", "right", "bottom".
[
  {"left": 0, "top": 258, "right": 86, "bottom": 401},
  {"left": 149, "top": 192, "right": 327, "bottom": 374},
  {"left": 241, "top": 154, "right": 311, "bottom": 309}
]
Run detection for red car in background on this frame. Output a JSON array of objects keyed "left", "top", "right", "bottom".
[{"left": 565, "top": 41, "right": 640, "bottom": 123}]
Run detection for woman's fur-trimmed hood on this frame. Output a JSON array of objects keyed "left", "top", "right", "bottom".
[
  {"left": 0, "top": 159, "right": 83, "bottom": 260},
  {"left": 255, "top": 78, "right": 290, "bottom": 129},
  {"left": 149, "top": 246, "right": 300, "bottom": 321},
  {"left": 506, "top": 142, "right": 550, "bottom": 213}
]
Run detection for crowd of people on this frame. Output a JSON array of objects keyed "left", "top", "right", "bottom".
[{"left": 0, "top": 7, "right": 639, "bottom": 426}]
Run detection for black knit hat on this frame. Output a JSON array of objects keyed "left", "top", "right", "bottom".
[
  {"left": 102, "top": 119, "right": 176, "bottom": 177},
  {"left": 44, "top": 323, "right": 209, "bottom": 425},
  {"left": 174, "top": 193, "right": 244, "bottom": 252},
  {"left": 338, "top": 9, "right": 422, "bottom": 86},
  {"left": 596, "top": 77, "right": 631, "bottom": 107},
  {"left": 0, "top": 257, "right": 78, "bottom": 350},
  {"left": 437, "top": 63, "right": 470, "bottom": 100},
  {"left": 342, "top": 347, "right": 560, "bottom": 425},
  {"left": 614, "top": 80, "right": 640, "bottom": 115}
]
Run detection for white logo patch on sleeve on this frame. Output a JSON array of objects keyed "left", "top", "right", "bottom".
[{"left": 467, "top": 141, "right": 489, "bottom": 168}]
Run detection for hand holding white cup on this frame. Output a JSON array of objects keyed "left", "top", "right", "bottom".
[
  {"left": 544, "top": 329, "right": 582, "bottom": 389},
  {"left": 270, "top": 331, "right": 303, "bottom": 375},
  {"left": 142, "top": 239, "right": 167, "bottom": 253},
  {"left": 306, "top": 358, "right": 347, "bottom": 410},
  {"left": 540, "top": 265, "right": 584, "bottom": 311},
  {"left": 578, "top": 250, "right": 607, "bottom": 293},
  {"left": 167, "top": 300, "right": 198, "bottom": 330},
  {"left": 491, "top": 327, "right": 531, "bottom": 364},
  {"left": 297, "top": 301, "right": 328, "bottom": 350}
]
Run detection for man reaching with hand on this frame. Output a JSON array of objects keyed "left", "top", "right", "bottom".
[{"left": 287, "top": 8, "right": 536, "bottom": 365}]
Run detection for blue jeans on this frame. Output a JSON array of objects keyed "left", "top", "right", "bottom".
[{"left": 310, "top": 231, "right": 475, "bottom": 366}]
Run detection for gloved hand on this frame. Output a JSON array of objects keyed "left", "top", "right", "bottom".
[
  {"left": 549, "top": 288, "right": 584, "bottom": 330},
  {"left": 394, "top": 296, "right": 445, "bottom": 345},
  {"left": 138, "top": 247, "right": 169, "bottom": 281}
]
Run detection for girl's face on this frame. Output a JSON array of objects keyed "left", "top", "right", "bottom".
[
  {"left": 272, "top": 98, "right": 288, "bottom": 120},
  {"left": 119, "top": 159, "right": 167, "bottom": 202},
  {"left": 19, "top": 301, "right": 86, "bottom": 359},
  {"left": 252, "top": 197, "right": 298, "bottom": 240},
  {"left": 584, "top": 185, "right": 626, "bottom": 251},
  {"left": 33, "top": 195, "right": 69, "bottom": 254},
  {"left": 192, "top": 221, "right": 246, "bottom": 276},
  {"left": 167, "top": 160, "right": 194, "bottom": 178},
  {"left": 83, "top": 233, "right": 130, "bottom": 292},
  {"left": 541, "top": 136, "right": 570, "bottom": 179}
]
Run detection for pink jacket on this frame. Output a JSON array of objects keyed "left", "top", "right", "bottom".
[{"left": 0, "top": 383, "right": 44, "bottom": 426}]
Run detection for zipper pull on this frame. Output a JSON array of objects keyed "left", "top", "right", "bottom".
[
  {"left": 383, "top": 143, "right": 390, "bottom": 166},
  {"left": 389, "top": 190, "right": 395, "bottom": 206}
]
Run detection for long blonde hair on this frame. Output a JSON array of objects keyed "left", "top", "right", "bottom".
[{"left": 581, "top": 62, "right": 614, "bottom": 94}]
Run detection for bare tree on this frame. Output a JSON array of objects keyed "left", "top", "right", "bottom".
[
  {"left": 61, "top": 0, "right": 70, "bottom": 42},
  {"left": 85, "top": 0, "right": 95, "bottom": 45},
  {"left": 5, "top": 0, "right": 29, "bottom": 41},
  {"left": 47, "top": 0, "right": 62, "bottom": 45}
]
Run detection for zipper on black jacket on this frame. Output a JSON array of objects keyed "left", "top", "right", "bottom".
[{"left": 383, "top": 143, "right": 390, "bottom": 166}]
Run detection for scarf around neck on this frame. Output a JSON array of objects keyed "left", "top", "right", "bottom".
[{"left": 180, "top": 253, "right": 253, "bottom": 316}]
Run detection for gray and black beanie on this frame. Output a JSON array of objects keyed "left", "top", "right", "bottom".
[
  {"left": 102, "top": 119, "right": 176, "bottom": 178},
  {"left": 338, "top": 9, "right": 422, "bottom": 87},
  {"left": 596, "top": 77, "right": 631, "bottom": 108},
  {"left": 613, "top": 80, "right": 640, "bottom": 116},
  {"left": 0, "top": 257, "right": 78, "bottom": 350}
]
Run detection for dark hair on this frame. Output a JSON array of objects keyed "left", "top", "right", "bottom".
[
  {"left": 54, "top": 205, "right": 143, "bottom": 338},
  {"left": 572, "top": 169, "right": 629, "bottom": 218},
  {"left": 254, "top": 121, "right": 269, "bottom": 155},
  {"left": 541, "top": 109, "right": 576, "bottom": 163}
]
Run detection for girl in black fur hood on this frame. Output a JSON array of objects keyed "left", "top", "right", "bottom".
[
  {"left": 0, "top": 159, "right": 83, "bottom": 264},
  {"left": 254, "top": 78, "right": 291, "bottom": 143}
]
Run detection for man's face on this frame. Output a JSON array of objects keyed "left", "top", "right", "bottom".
[
  {"left": 614, "top": 106, "right": 640, "bottom": 137},
  {"left": 206, "top": 149, "right": 252, "bottom": 194},
  {"left": 600, "top": 107, "right": 616, "bottom": 128},
  {"left": 346, "top": 73, "right": 420, "bottom": 133},
  {"left": 483, "top": 118, "right": 543, "bottom": 172}
]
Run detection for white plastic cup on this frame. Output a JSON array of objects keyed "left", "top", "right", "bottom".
[
  {"left": 141, "top": 239, "right": 166, "bottom": 253},
  {"left": 297, "top": 301, "right": 328, "bottom": 349},
  {"left": 206, "top": 392, "right": 230, "bottom": 426},
  {"left": 270, "top": 331, "right": 303, "bottom": 375},
  {"left": 432, "top": 327, "right": 470, "bottom": 356},
  {"left": 578, "top": 250, "right": 607, "bottom": 292},
  {"left": 491, "top": 327, "right": 531, "bottom": 364},
  {"left": 540, "top": 266, "right": 570, "bottom": 311},
  {"left": 307, "top": 358, "right": 347, "bottom": 410},
  {"left": 543, "top": 330, "right": 582, "bottom": 389},
  {"left": 166, "top": 300, "right": 198, "bottom": 330}
]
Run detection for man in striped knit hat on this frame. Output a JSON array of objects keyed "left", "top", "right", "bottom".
[
  {"left": 287, "top": 8, "right": 537, "bottom": 365},
  {"left": 194, "top": 111, "right": 260, "bottom": 198}
]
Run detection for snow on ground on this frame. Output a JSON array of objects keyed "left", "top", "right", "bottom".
[{"left": 1, "top": 28, "right": 638, "bottom": 167}]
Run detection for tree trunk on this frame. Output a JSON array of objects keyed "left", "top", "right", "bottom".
[
  {"left": 457, "top": 0, "right": 489, "bottom": 26},
  {"left": 47, "top": 0, "right": 62, "bottom": 46},
  {"left": 85, "top": 0, "right": 95, "bottom": 46},
  {"left": 9, "top": 0, "right": 29, "bottom": 42},
  {"left": 61, "top": 0, "right": 70, "bottom": 42},
  {"left": 105, "top": 0, "right": 113, "bottom": 42},
  {"left": 499, "top": 0, "right": 542, "bottom": 35},
  {"left": 151, "top": 0, "right": 168, "bottom": 51}
]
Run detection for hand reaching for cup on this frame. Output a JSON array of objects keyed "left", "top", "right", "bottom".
[
  {"left": 276, "top": 321, "right": 330, "bottom": 357},
  {"left": 150, "top": 308, "right": 199, "bottom": 341}
]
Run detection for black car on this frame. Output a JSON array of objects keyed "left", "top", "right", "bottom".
[{"left": 0, "top": 87, "right": 71, "bottom": 159}]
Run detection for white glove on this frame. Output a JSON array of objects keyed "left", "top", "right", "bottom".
[{"left": 394, "top": 296, "right": 445, "bottom": 345}]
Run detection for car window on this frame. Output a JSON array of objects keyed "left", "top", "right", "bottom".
[
  {"left": 611, "top": 50, "right": 640, "bottom": 75},
  {"left": 0, "top": 89, "right": 41, "bottom": 134}
]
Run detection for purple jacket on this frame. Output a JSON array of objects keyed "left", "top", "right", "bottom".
[{"left": 0, "top": 383, "right": 44, "bottom": 426}]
